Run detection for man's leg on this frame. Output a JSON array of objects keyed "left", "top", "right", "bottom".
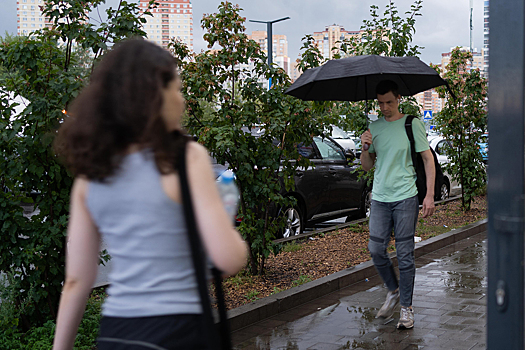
[
  {"left": 392, "top": 195, "right": 419, "bottom": 328},
  {"left": 368, "top": 199, "right": 399, "bottom": 318}
]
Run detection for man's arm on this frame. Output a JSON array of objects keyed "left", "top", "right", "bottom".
[
  {"left": 360, "top": 150, "right": 376, "bottom": 171},
  {"left": 360, "top": 129, "right": 376, "bottom": 171},
  {"left": 420, "top": 149, "right": 435, "bottom": 218}
]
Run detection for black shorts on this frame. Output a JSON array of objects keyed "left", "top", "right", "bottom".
[{"left": 97, "top": 314, "right": 210, "bottom": 350}]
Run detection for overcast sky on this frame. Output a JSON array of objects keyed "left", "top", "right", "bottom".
[{"left": 0, "top": 0, "right": 486, "bottom": 65}]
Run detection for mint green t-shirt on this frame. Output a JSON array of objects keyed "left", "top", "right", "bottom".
[{"left": 368, "top": 115, "right": 429, "bottom": 203}]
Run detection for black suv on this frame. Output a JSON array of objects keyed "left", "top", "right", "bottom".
[
  {"left": 279, "top": 136, "right": 370, "bottom": 237},
  {"left": 211, "top": 135, "right": 371, "bottom": 238}
]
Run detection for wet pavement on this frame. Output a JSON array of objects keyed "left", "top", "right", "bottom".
[{"left": 232, "top": 232, "right": 487, "bottom": 350}]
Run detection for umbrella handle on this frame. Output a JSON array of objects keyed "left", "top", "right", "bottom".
[{"left": 363, "top": 143, "right": 369, "bottom": 151}]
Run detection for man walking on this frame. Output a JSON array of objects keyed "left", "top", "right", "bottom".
[{"left": 360, "top": 80, "right": 435, "bottom": 329}]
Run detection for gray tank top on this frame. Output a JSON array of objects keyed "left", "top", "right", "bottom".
[{"left": 86, "top": 149, "right": 201, "bottom": 317}]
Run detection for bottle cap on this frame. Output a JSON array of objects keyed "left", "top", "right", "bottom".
[{"left": 219, "top": 171, "right": 235, "bottom": 183}]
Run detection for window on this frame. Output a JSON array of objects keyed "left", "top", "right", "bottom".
[
  {"left": 314, "top": 137, "right": 345, "bottom": 160},
  {"left": 297, "top": 143, "right": 318, "bottom": 159}
]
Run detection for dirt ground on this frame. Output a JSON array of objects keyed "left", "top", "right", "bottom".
[{"left": 222, "top": 195, "right": 487, "bottom": 310}]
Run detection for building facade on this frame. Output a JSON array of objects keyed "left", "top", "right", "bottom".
[
  {"left": 483, "top": 0, "right": 489, "bottom": 79},
  {"left": 139, "top": 0, "right": 193, "bottom": 50},
  {"left": 17, "top": 0, "right": 49, "bottom": 36},
  {"left": 441, "top": 46, "right": 486, "bottom": 75},
  {"left": 414, "top": 89, "right": 445, "bottom": 115},
  {"left": 247, "top": 30, "right": 289, "bottom": 74},
  {"left": 312, "top": 24, "right": 364, "bottom": 60}
]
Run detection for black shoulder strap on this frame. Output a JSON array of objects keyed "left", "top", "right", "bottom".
[
  {"left": 178, "top": 140, "right": 230, "bottom": 349},
  {"left": 404, "top": 115, "right": 418, "bottom": 168}
]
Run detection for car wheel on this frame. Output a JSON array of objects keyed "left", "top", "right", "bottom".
[
  {"left": 363, "top": 190, "right": 372, "bottom": 218},
  {"left": 346, "top": 188, "right": 372, "bottom": 222},
  {"left": 358, "top": 188, "right": 372, "bottom": 219},
  {"left": 281, "top": 205, "right": 303, "bottom": 238},
  {"left": 437, "top": 182, "right": 449, "bottom": 201}
]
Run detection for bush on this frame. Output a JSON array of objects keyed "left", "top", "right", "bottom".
[{"left": 0, "top": 283, "right": 105, "bottom": 349}]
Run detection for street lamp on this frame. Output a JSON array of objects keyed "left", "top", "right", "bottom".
[{"left": 249, "top": 16, "right": 290, "bottom": 88}]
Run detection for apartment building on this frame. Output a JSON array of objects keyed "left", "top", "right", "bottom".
[
  {"left": 414, "top": 88, "right": 445, "bottom": 115},
  {"left": 441, "top": 46, "right": 486, "bottom": 75},
  {"left": 483, "top": 0, "right": 489, "bottom": 79},
  {"left": 248, "top": 30, "right": 289, "bottom": 74},
  {"left": 17, "top": 0, "right": 49, "bottom": 36},
  {"left": 138, "top": 0, "right": 193, "bottom": 50},
  {"left": 312, "top": 24, "right": 364, "bottom": 60}
]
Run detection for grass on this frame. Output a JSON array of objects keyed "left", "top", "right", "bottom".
[
  {"left": 417, "top": 223, "right": 455, "bottom": 238},
  {"left": 282, "top": 242, "right": 302, "bottom": 253},
  {"left": 227, "top": 270, "right": 254, "bottom": 289},
  {"left": 270, "top": 287, "right": 285, "bottom": 295},
  {"left": 244, "top": 290, "right": 260, "bottom": 302},
  {"left": 291, "top": 275, "right": 312, "bottom": 287}
]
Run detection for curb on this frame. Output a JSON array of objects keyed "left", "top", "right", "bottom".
[{"left": 227, "top": 218, "right": 487, "bottom": 332}]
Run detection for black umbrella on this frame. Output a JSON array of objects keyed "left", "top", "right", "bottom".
[{"left": 285, "top": 55, "right": 453, "bottom": 102}]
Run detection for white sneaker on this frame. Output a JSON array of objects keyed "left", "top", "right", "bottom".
[
  {"left": 376, "top": 289, "right": 400, "bottom": 318},
  {"left": 397, "top": 306, "right": 415, "bottom": 329}
]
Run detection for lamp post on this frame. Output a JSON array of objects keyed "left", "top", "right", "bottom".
[{"left": 249, "top": 16, "right": 290, "bottom": 88}]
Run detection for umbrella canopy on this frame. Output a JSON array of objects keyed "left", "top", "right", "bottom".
[{"left": 285, "top": 55, "right": 450, "bottom": 101}]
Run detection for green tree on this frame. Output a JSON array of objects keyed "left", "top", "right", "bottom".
[
  {"left": 432, "top": 47, "right": 487, "bottom": 210},
  {"left": 0, "top": 0, "right": 151, "bottom": 331},
  {"left": 327, "top": 0, "right": 424, "bottom": 136},
  {"left": 170, "top": 2, "right": 327, "bottom": 275}
]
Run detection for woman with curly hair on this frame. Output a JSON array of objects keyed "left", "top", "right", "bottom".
[{"left": 52, "top": 38, "right": 248, "bottom": 350}]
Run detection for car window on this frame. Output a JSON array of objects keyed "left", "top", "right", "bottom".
[
  {"left": 314, "top": 137, "right": 345, "bottom": 161},
  {"left": 297, "top": 143, "right": 318, "bottom": 159}
]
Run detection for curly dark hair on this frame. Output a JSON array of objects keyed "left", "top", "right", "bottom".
[{"left": 54, "top": 38, "right": 188, "bottom": 180}]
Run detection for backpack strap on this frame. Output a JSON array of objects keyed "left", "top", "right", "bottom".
[{"left": 404, "top": 115, "right": 418, "bottom": 170}]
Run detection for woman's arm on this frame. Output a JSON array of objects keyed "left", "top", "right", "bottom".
[
  {"left": 186, "top": 142, "right": 248, "bottom": 276},
  {"left": 53, "top": 178, "right": 100, "bottom": 350}
]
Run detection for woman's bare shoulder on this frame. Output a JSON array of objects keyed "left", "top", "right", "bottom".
[{"left": 186, "top": 140, "right": 210, "bottom": 160}]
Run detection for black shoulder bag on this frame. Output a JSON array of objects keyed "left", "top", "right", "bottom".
[
  {"left": 404, "top": 115, "right": 446, "bottom": 203},
  {"left": 178, "top": 139, "right": 232, "bottom": 350}
]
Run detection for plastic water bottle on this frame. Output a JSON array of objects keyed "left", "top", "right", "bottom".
[{"left": 217, "top": 171, "right": 239, "bottom": 222}]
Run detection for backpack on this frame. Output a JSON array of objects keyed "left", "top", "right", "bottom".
[{"left": 404, "top": 115, "right": 446, "bottom": 203}]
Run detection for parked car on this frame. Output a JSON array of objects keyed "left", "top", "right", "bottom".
[
  {"left": 328, "top": 126, "right": 356, "bottom": 152},
  {"left": 279, "top": 135, "right": 370, "bottom": 237},
  {"left": 211, "top": 134, "right": 371, "bottom": 238},
  {"left": 428, "top": 136, "right": 460, "bottom": 198}
]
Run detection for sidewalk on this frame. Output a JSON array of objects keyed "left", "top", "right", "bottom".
[{"left": 231, "top": 231, "right": 487, "bottom": 350}]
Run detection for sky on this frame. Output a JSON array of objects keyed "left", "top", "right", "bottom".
[{"left": 0, "top": 0, "right": 486, "bottom": 65}]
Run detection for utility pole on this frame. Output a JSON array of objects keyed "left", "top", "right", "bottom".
[{"left": 249, "top": 17, "right": 290, "bottom": 89}]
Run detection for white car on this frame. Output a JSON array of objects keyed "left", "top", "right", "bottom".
[
  {"left": 328, "top": 125, "right": 356, "bottom": 153},
  {"left": 428, "top": 136, "right": 461, "bottom": 197}
]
